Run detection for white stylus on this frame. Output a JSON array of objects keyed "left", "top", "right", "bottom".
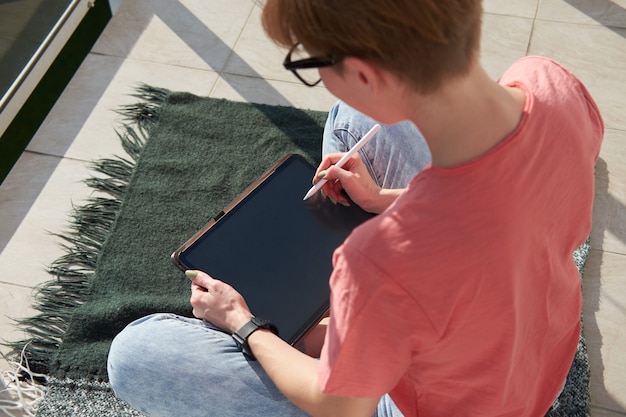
[{"left": 303, "top": 123, "right": 381, "bottom": 200}]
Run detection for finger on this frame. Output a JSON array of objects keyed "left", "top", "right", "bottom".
[
  {"left": 186, "top": 269, "right": 215, "bottom": 291},
  {"left": 314, "top": 153, "right": 346, "bottom": 182},
  {"left": 321, "top": 177, "right": 346, "bottom": 205},
  {"left": 191, "top": 306, "right": 206, "bottom": 320},
  {"left": 324, "top": 166, "right": 355, "bottom": 199}
]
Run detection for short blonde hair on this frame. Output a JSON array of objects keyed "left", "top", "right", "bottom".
[{"left": 262, "top": 0, "right": 483, "bottom": 94}]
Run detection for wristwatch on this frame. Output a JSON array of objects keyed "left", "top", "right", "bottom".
[{"left": 232, "top": 317, "right": 279, "bottom": 360}]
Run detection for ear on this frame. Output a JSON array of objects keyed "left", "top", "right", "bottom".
[{"left": 342, "top": 56, "right": 386, "bottom": 96}]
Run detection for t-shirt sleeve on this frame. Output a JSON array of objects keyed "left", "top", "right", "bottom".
[{"left": 317, "top": 242, "right": 431, "bottom": 397}]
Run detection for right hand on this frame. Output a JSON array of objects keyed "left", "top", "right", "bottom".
[
  {"left": 188, "top": 270, "right": 253, "bottom": 334},
  {"left": 314, "top": 152, "right": 385, "bottom": 213}
]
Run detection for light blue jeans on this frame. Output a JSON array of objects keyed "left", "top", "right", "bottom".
[
  {"left": 322, "top": 101, "right": 431, "bottom": 189},
  {"left": 107, "top": 102, "right": 431, "bottom": 417}
]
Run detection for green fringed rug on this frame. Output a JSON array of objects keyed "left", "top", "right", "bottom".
[{"left": 9, "top": 86, "right": 591, "bottom": 416}]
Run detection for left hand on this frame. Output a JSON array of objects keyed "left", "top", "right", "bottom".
[{"left": 187, "top": 270, "right": 253, "bottom": 333}]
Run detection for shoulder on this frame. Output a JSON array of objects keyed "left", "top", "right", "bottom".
[
  {"left": 500, "top": 56, "right": 577, "bottom": 85},
  {"left": 500, "top": 56, "right": 603, "bottom": 148},
  {"left": 500, "top": 56, "right": 600, "bottom": 115}
]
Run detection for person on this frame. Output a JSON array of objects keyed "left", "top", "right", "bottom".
[{"left": 107, "top": 0, "right": 604, "bottom": 416}]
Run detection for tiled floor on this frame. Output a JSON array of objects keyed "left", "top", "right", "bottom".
[{"left": 0, "top": 0, "right": 625, "bottom": 415}]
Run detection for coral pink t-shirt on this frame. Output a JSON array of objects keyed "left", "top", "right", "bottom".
[{"left": 318, "top": 57, "right": 604, "bottom": 416}]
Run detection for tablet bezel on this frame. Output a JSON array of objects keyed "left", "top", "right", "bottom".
[{"left": 171, "top": 153, "right": 373, "bottom": 346}]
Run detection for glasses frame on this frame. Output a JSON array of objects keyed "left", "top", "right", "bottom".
[{"left": 283, "top": 43, "right": 337, "bottom": 87}]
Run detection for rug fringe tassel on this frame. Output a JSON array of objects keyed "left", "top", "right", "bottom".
[
  {"left": 4, "top": 85, "right": 169, "bottom": 377},
  {"left": 0, "top": 345, "right": 49, "bottom": 417},
  {"left": 117, "top": 83, "right": 170, "bottom": 131}
]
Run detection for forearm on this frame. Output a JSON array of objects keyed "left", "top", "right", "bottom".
[
  {"left": 187, "top": 271, "right": 379, "bottom": 415},
  {"left": 249, "top": 330, "right": 321, "bottom": 413},
  {"left": 248, "top": 330, "right": 378, "bottom": 417}
]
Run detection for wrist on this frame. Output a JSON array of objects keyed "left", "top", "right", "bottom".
[
  {"left": 367, "top": 188, "right": 403, "bottom": 213},
  {"left": 232, "top": 317, "right": 279, "bottom": 360},
  {"left": 230, "top": 312, "right": 254, "bottom": 334}
]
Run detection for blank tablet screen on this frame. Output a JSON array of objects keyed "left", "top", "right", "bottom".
[{"left": 173, "top": 154, "right": 374, "bottom": 345}]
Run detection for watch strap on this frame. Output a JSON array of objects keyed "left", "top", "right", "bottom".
[{"left": 232, "top": 317, "right": 279, "bottom": 360}]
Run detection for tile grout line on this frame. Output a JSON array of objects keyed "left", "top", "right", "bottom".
[
  {"left": 20, "top": 148, "right": 92, "bottom": 164},
  {"left": 524, "top": 0, "right": 542, "bottom": 56},
  {"left": 0, "top": 281, "right": 37, "bottom": 291},
  {"left": 590, "top": 404, "right": 626, "bottom": 416},
  {"left": 87, "top": 50, "right": 223, "bottom": 79},
  {"left": 208, "top": 2, "right": 257, "bottom": 98},
  {"left": 592, "top": 248, "right": 626, "bottom": 257}
]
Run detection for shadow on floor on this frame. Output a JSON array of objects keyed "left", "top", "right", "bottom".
[{"left": 585, "top": 157, "right": 626, "bottom": 414}]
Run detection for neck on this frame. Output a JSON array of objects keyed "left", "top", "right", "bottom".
[{"left": 406, "top": 63, "right": 525, "bottom": 167}]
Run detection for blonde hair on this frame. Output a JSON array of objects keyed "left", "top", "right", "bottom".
[{"left": 262, "top": 0, "right": 483, "bottom": 94}]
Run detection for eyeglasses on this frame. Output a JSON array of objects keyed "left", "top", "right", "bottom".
[{"left": 283, "top": 42, "right": 337, "bottom": 87}]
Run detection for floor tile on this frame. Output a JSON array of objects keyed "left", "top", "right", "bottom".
[
  {"left": 0, "top": 155, "right": 93, "bottom": 288},
  {"left": 26, "top": 54, "right": 219, "bottom": 161},
  {"left": 211, "top": 74, "right": 336, "bottom": 112},
  {"left": 0, "top": 284, "right": 39, "bottom": 371},
  {"left": 591, "top": 128, "right": 626, "bottom": 255},
  {"left": 483, "top": 0, "right": 539, "bottom": 18},
  {"left": 528, "top": 20, "right": 626, "bottom": 131},
  {"left": 223, "top": 6, "right": 292, "bottom": 82},
  {"left": 583, "top": 250, "right": 626, "bottom": 413},
  {"left": 538, "top": 0, "right": 626, "bottom": 29},
  {"left": 591, "top": 407, "right": 626, "bottom": 417},
  {"left": 0, "top": 153, "right": 73, "bottom": 254},
  {"left": 92, "top": 0, "right": 254, "bottom": 73},
  {"left": 480, "top": 13, "right": 534, "bottom": 79}
]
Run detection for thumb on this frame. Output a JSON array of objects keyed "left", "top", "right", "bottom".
[
  {"left": 185, "top": 269, "right": 213, "bottom": 289},
  {"left": 318, "top": 166, "right": 356, "bottom": 206}
]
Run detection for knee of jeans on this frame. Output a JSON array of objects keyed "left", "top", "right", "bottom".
[
  {"left": 107, "top": 313, "right": 169, "bottom": 395},
  {"left": 108, "top": 325, "right": 137, "bottom": 394}
]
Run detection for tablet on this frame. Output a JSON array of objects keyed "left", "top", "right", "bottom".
[{"left": 172, "top": 153, "right": 374, "bottom": 346}]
